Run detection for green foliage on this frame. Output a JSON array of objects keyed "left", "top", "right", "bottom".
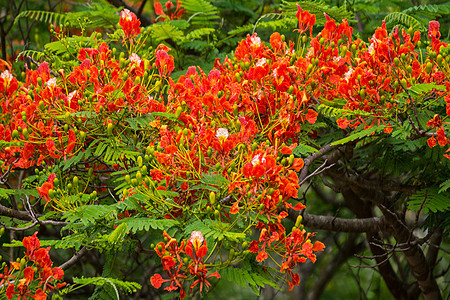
[
  {"left": 331, "top": 126, "right": 384, "bottom": 146},
  {"left": 384, "top": 12, "right": 424, "bottom": 31},
  {"left": 183, "top": 0, "right": 220, "bottom": 27},
  {"left": 385, "top": 3, "right": 450, "bottom": 31},
  {"left": 15, "top": 5, "right": 120, "bottom": 29},
  {"left": 73, "top": 276, "right": 141, "bottom": 298},
  {"left": 221, "top": 262, "right": 282, "bottom": 295},
  {"left": 282, "top": 0, "right": 354, "bottom": 25},
  {"left": 118, "top": 217, "right": 178, "bottom": 234},
  {"left": 228, "top": 14, "right": 297, "bottom": 36},
  {"left": 408, "top": 187, "right": 450, "bottom": 214},
  {"left": 150, "top": 23, "right": 185, "bottom": 43},
  {"left": 293, "top": 143, "right": 320, "bottom": 156}
]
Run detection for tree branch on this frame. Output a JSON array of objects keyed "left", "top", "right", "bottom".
[
  {"left": 60, "top": 247, "right": 88, "bottom": 270},
  {"left": 0, "top": 203, "right": 33, "bottom": 221},
  {"left": 289, "top": 210, "right": 387, "bottom": 233}
]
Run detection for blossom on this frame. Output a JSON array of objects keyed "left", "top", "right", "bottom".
[
  {"left": 256, "top": 58, "right": 266, "bottom": 67},
  {"left": 250, "top": 34, "right": 261, "bottom": 46},
  {"left": 23, "top": 232, "right": 41, "bottom": 258},
  {"left": 36, "top": 174, "right": 55, "bottom": 203},
  {"left": 295, "top": 5, "right": 316, "bottom": 36},
  {"left": 428, "top": 21, "right": 441, "bottom": 41},
  {"left": 155, "top": 46, "right": 175, "bottom": 77},
  {"left": 186, "top": 231, "right": 208, "bottom": 261},
  {"left": 215, "top": 128, "right": 229, "bottom": 142},
  {"left": 150, "top": 273, "right": 166, "bottom": 288},
  {"left": 119, "top": 9, "right": 141, "bottom": 39},
  {"left": 343, "top": 67, "right": 353, "bottom": 81},
  {"left": 251, "top": 154, "right": 265, "bottom": 166},
  {"left": 129, "top": 53, "right": 141, "bottom": 64},
  {"left": 154, "top": 0, "right": 184, "bottom": 21},
  {"left": 46, "top": 78, "right": 57, "bottom": 89},
  {"left": 189, "top": 231, "right": 204, "bottom": 250},
  {"left": 1, "top": 70, "right": 13, "bottom": 81}
]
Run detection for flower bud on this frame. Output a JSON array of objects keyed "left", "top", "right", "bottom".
[
  {"left": 107, "top": 123, "right": 113, "bottom": 136},
  {"left": 295, "top": 215, "right": 303, "bottom": 227},
  {"left": 20, "top": 258, "right": 27, "bottom": 270},
  {"left": 235, "top": 72, "right": 241, "bottom": 83},
  {"left": 175, "top": 106, "right": 182, "bottom": 119},
  {"left": 136, "top": 171, "right": 142, "bottom": 183},
  {"left": 209, "top": 192, "right": 216, "bottom": 205},
  {"left": 426, "top": 62, "right": 433, "bottom": 73},
  {"left": 73, "top": 176, "right": 79, "bottom": 190}
]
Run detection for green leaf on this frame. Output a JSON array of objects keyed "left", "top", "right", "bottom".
[
  {"left": 151, "top": 111, "right": 178, "bottom": 120},
  {"left": 293, "top": 144, "right": 319, "bottom": 156},
  {"left": 150, "top": 23, "right": 184, "bottom": 43},
  {"left": 200, "top": 172, "right": 229, "bottom": 187},
  {"left": 408, "top": 186, "right": 450, "bottom": 214},
  {"left": 331, "top": 126, "right": 382, "bottom": 146},
  {"left": 189, "top": 183, "right": 219, "bottom": 192},
  {"left": 74, "top": 276, "right": 141, "bottom": 296},
  {"left": 439, "top": 179, "right": 450, "bottom": 193},
  {"left": 119, "top": 217, "right": 178, "bottom": 233}
]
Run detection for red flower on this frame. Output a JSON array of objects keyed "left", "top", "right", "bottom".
[
  {"left": 428, "top": 21, "right": 441, "bottom": 42},
  {"left": 185, "top": 231, "right": 208, "bottom": 262},
  {"left": 155, "top": 46, "right": 175, "bottom": 77},
  {"left": 154, "top": 0, "right": 185, "bottom": 21},
  {"left": 270, "top": 32, "right": 285, "bottom": 53},
  {"left": 119, "top": 9, "right": 141, "bottom": 39},
  {"left": 150, "top": 273, "right": 167, "bottom": 288},
  {"left": 290, "top": 158, "right": 304, "bottom": 172},
  {"left": 437, "top": 128, "right": 448, "bottom": 146},
  {"left": 313, "top": 241, "right": 325, "bottom": 252},
  {"left": 337, "top": 117, "right": 350, "bottom": 129},
  {"left": 33, "top": 289, "right": 46, "bottom": 300},
  {"left": 295, "top": 5, "right": 315, "bottom": 36},
  {"left": 287, "top": 271, "right": 300, "bottom": 291},
  {"left": 412, "top": 31, "right": 421, "bottom": 43},
  {"left": 256, "top": 250, "right": 268, "bottom": 262},
  {"left": 23, "top": 232, "right": 41, "bottom": 258},
  {"left": 23, "top": 267, "right": 34, "bottom": 283},
  {"left": 305, "top": 109, "right": 318, "bottom": 124},
  {"left": 427, "top": 114, "right": 442, "bottom": 128},
  {"left": 36, "top": 179, "right": 54, "bottom": 203}
]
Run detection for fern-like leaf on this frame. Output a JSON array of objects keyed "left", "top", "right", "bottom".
[
  {"left": 74, "top": 276, "right": 141, "bottom": 298},
  {"left": 331, "top": 126, "right": 383, "bottom": 146},
  {"left": 16, "top": 50, "right": 45, "bottom": 62},
  {"left": 150, "top": 23, "right": 185, "bottom": 43},
  {"left": 182, "top": 0, "right": 219, "bottom": 27},
  {"left": 384, "top": 12, "right": 425, "bottom": 31},
  {"left": 282, "top": 0, "right": 354, "bottom": 25},
  {"left": 15, "top": 10, "right": 67, "bottom": 26},
  {"left": 408, "top": 187, "right": 450, "bottom": 214},
  {"left": 15, "top": 6, "right": 120, "bottom": 29},
  {"left": 186, "top": 28, "right": 216, "bottom": 40},
  {"left": 118, "top": 217, "right": 178, "bottom": 233}
]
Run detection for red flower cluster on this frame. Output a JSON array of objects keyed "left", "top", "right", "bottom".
[
  {"left": 119, "top": 9, "right": 141, "bottom": 39},
  {"left": 0, "top": 232, "right": 65, "bottom": 299},
  {"left": 295, "top": 4, "right": 316, "bottom": 37},
  {"left": 150, "top": 231, "right": 219, "bottom": 299},
  {"left": 0, "top": 6, "right": 448, "bottom": 296},
  {"left": 154, "top": 0, "right": 184, "bottom": 21}
]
